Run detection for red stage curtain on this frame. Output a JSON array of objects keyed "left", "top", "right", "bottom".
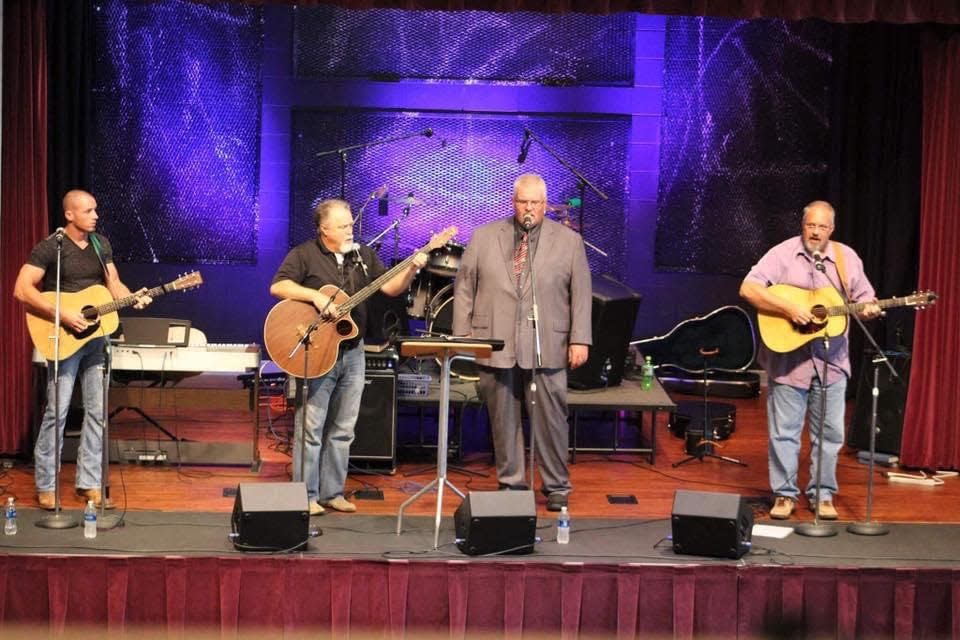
[
  {"left": 0, "top": 556, "right": 958, "bottom": 636},
  {"left": 210, "top": 0, "right": 960, "bottom": 23},
  {"left": 901, "top": 31, "right": 960, "bottom": 471},
  {"left": 0, "top": 0, "right": 48, "bottom": 454}
]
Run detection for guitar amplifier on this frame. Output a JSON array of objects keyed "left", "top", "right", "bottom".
[{"left": 364, "top": 345, "right": 398, "bottom": 372}]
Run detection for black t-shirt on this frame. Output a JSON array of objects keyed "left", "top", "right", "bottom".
[
  {"left": 27, "top": 233, "right": 113, "bottom": 293},
  {"left": 272, "top": 238, "right": 387, "bottom": 337}
]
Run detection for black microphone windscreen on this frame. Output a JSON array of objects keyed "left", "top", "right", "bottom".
[{"left": 423, "top": 128, "right": 434, "bottom": 137}]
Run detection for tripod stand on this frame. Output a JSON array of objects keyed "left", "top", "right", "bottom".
[{"left": 673, "top": 348, "right": 747, "bottom": 468}]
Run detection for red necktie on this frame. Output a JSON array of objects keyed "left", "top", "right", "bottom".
[{"left": 513, "top": 233, "right": 528, "bottom": 281}]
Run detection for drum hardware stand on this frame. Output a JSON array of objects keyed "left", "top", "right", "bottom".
[
  {"left": 673, "top": 348, "right": 747, "bottom": 468},
  {"left": 315, "top": 128, "right": 433, "bottom": 204},
  {"left": 522, "top": 127, "right": 608, "bottom": 239},
  {"left": 37, "top": 228, "right": 79, "bottom": 530}
]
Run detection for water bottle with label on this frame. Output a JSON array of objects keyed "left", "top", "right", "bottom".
[
  {"left": 4, "top": 497, "right": 16, "bottom": 536},
  {"left": 557, "top": 506, "right": 570, "bottom": 544},
  {"left": 83, "top": 499, "right": 97, "bottom": 539},
  {"left": 641, "top": 355, "right": 655, "bottom": 391}
]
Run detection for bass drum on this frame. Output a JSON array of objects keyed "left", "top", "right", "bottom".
[{"left": 428, "top": 285, "right": 479, "bottom": 380}]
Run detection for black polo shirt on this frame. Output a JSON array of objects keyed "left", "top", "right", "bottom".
[{"left": 272, "top": 238, "right": 387, "bottom": 338}]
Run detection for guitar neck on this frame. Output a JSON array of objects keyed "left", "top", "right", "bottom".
[
  {"left": 93, "top": 283, "right": 168, "bottom": 317},
  {"left": 828, "top": 295, "right": 908, "bottom": 317},
  {"left": 338, "top": 243, "right": 431, "bottom": 314}
]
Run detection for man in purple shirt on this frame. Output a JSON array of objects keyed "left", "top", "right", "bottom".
[{"left": 740, "top": 201, "right": 880, "bottom": 520}]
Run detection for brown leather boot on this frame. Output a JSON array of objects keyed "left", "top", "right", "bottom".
[
  {"left": 37, "top": 491, "right": 56, "bottom": 510},
  {"left": 76, "top": 488, "right": 116, "bottom": 510}
]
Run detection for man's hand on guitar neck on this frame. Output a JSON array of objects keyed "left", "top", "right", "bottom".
[
  {"left": 858, "top": 301, "right": 882, "bottom": 321},
  {"left": 131, "top": 287, "right": 153, "bottom": 310}
]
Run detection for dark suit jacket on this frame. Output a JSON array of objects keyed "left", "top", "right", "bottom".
[{"left": 453, "top": 217, "right": 592, "bottom": 369}]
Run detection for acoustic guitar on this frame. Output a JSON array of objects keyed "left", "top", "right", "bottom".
[
  {"left": 264, "top": 227, "right": 457, "bottom": 379},
  {"left": 757, "top": 284, "right": 937, "bottom": 353},
  {"left": 27, "top": 271, "right": 204, "bottom": 361}
]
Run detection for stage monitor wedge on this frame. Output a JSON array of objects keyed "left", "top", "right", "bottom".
[
  {"left": 671, "top": 489, "right": 753, "bottom": 559},
  {"left": 231, "top": 482, "right": 309, "bottom": 552},
  {"left": 454, "top": 491, "right": 537, "bottom": 556}
]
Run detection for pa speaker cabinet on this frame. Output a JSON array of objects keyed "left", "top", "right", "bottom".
[
  {"left": 671, "top": 489, "right": 753, "bottom": 559},
  {"left": 454, "top": 491, "right": 537, "bottom": 556},
  {"left": 231, "top": 482, "right": 309, "bottom": 551},
  {"left": 351, "top": 372, "right": 396, "bottom": 465},
  {"left": 849, "top": 351, "right": 911, "bottom": 455},
  {"left": 567, "top": 275, "right": 642, "bottom": 390}
]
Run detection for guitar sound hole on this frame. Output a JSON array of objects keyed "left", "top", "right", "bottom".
[{"left": 335, "top": 320, "right": 353, "bottom": 337}]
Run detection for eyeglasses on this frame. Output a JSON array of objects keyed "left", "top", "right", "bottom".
[
  {"left": 804, "top": 223, "right": 832, "bottom": 232},
  {"left": 323, "top": 219, "right": 356, "bottom": 232},
  {"left": 514, "top": 200, "right": 544, "bottom": 208}
]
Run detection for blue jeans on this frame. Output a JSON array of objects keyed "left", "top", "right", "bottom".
[
  {"left": 292, "top": 342, "right": 365, "bottom": 503},
  {"left": 767, "top": 376, "right": 847, "bottom": 501},
  {"left": 35, "top": 338, "right": 107, "bottom": 492}
]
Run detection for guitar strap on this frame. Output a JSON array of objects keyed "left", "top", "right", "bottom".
[
  {"left": 830, "top": 240, "right": 851, "bottom": 299},
  {"left": 89, "top": 232, "right": 111, "bottom": 282}
]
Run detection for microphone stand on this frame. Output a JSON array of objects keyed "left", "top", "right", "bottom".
[
  {"left": 524, "top": 129, "right": 608, "bottom": 240},
  {"left": 794, "top": 334, "right": 837, "bottom": 538},
  {"left": 37, "top": 230, "right": 79, "bottom": 529},
  {"left": 288, "top": 320, "right": 320, "bottom": 492},
  {"left": 98, "top": 338, "right": 122, "bottom": 529},
  {"left": 316, "top": 130, "right": 431, "bottom": 207},
  {"left": 524, "top": 223, "right": 543, "bottom": 491},
  {"left": 846, "top": 318, "right": 897, "bottom": 537}
]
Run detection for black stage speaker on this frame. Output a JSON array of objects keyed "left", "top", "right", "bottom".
[
  {"left": 351, "top": 372, "right": 396, "bottom": 464},
  {"left": 454, "top": 491, "right": 537, "bottom": 556},
  {"left": 671, "top": 489, "right": 753, "bottom": 559},
  {"left": 849, "top": 351, "right": 911, "bottom": 455},
  {"left": 567, "top": 275, "right": 642, "bottom": 390},
  {"left": 231, "top": 482, "right": 309, "bottom": 551}
]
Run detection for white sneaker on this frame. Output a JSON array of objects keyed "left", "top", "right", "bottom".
[{"left": 309, "top": 501, "right": 325, "bottom": 516}]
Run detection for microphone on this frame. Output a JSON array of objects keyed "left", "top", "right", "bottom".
[
  {"left": 517, "top": 129, "right": 531, "bottom": 164},
  {"left": 522, "top": 215, "right": 534, "bottom": 230},
  {"left": 349, "top": 242, "right": 368, "bottom": 277},
  {"left": 422, "top": 128, "right": 434, "bottom": 138},
  {"left": 50, "top": 227, "right": 66, "bottom": 243},
  {"left": 813, "top": 251, "right": 825, "bottom": 272}
]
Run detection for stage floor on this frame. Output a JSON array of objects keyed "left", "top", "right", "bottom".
[{"left": 2, "top": 509, "right": 959, "bottom": 569}]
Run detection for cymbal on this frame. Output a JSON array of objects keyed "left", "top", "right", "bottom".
[
  {"left": 546, "top": 202, "right": 574, "bottom": 212},
  {"left": 547, "top": 213, "right": 587, "bottom": 231}
]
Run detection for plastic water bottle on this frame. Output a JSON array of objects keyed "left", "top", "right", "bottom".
[
  {"left": 4, "top": 497, "right": 16, "bottom": 536},
  {"left": 83, "top": 500, "right": 97, "bottom": 539},
  {"left": 557, "top": 506, "right": 570, "bottom": 544},
  {"left": 641, "top": 355, "right": 655, "bottom": 391}
]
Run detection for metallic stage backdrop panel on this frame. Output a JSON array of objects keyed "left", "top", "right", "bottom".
[{"left": 90, "top": 0, "right": 263, "bottom": 265}]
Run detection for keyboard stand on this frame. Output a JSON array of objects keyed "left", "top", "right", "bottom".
[{"left": 395, "top": 339, "right": 495, "bottom": 549}]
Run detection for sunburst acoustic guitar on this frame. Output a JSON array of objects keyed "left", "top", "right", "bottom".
[{"left": 757, "top": 284, "right": 937, "bottom": 353}]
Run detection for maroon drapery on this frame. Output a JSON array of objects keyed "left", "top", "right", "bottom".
[
  {"left": 213, "top": 0, "right": 960, "bottom": 23},
  {"left": 0, "top": 0, "right": 48, "bottom": 454},
  {"left": 0, "top": 556, "right": 958, "bottom": 636},
  {"left": 900, "top": 32, "right": 960, "bottom": 471}
]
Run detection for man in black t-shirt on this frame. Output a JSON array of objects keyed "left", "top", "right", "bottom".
[
  {"left": 14, "top": 190, "right": 152, "bottom": 510},
  {"left": 270, "top": 198, "right": 425, "bottom": 515}
]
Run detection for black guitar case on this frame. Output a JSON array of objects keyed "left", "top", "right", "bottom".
[{"left": 631, "top": 306, "right": 760, "bottom": 398}]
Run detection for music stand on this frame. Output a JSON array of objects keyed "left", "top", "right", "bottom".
[{"left": 395, "top": 337, "right": 499, "bottom": 549}]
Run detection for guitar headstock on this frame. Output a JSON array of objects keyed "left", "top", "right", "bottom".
[
  {"left": 426, "top": 226, "right": 458, "bottom": 252},
  {"left": 170, "top": 271, "right": 204, "bottom": 292},
  {"left": 907, "top": 290, "right": 938, "bottom": 310}
]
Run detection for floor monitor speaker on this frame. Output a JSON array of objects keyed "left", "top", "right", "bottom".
[
  {"left": 231, "top": 482, "right": 309, "bottom": 551},
  {"left": 454, "top": 491, "right": 537, "bottom": 556},
  {"left": 671, "top": 489, "right": 753, "bottom": 559}
]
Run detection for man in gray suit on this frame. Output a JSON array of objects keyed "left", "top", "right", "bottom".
[{"left": 453, "top": 173, "right": 592, "bottom": 511}]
